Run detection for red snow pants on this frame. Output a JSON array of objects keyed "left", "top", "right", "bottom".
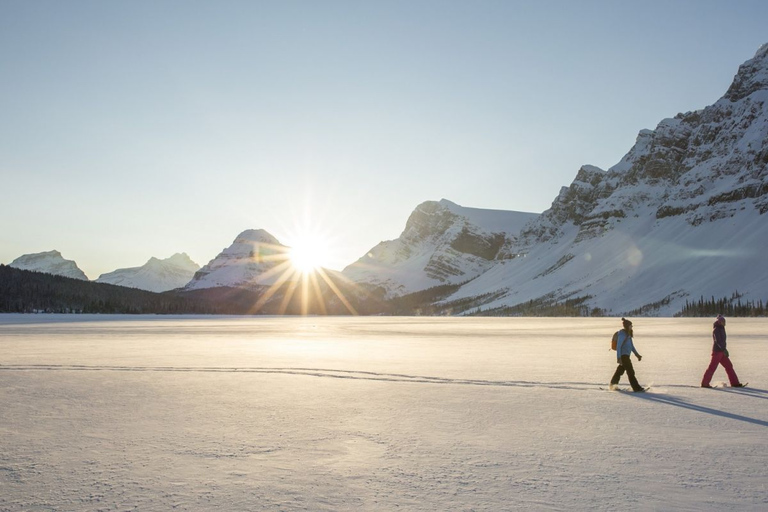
[{"left": 701, "top": 351, "right": 740, "bottom": 387}]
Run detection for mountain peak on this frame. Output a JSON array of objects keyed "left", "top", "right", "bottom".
[
  {"left": 10, "top": 250, "right": 88, "bottom": 280},
  {"left": 754, "top": 42, "right": 768, "bottom": 60},
  {"left": 343, "top": 199, "right": 539, "bottom": 297},
  {"left": 96, "top": 253, "right": 201, "bottom": 292},
  {"left": 168, "top": 252, "right": 191, "bottom": 261},
  {"left": 165, "top": 252, "right": 199, "bottom": 270},
  {"left": 184, "top": 229, "right": 289, "bottom": 290},
  {"left": 724, "top": 42, "right": 768, "bottom": 102},
  {"left": 234, "top": 229, "right": 280, "bottom": 245}
]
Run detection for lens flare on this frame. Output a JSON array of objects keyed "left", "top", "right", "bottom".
[{"left": 288, "top": 234, "right": 330, "bottom": 274}]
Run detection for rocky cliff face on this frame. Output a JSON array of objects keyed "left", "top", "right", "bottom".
[
  {"left": 520, "top": 44, "right": 768, "bottom": 250},
  {"left": 180, "top": 45, "right": 767, "bottom": 316},
  {"left": 444, "top": 43, "right": 768, "bottom": 316},
  {"left": 96, "top": 253, "right": 200, "bottom": 292},
  {"left": 185, "top": 229, "right": 291, "bottom": 290},
  {"left": 10, "top": 250, "right": 89, "bottom": 280},
  {"left": 342, "top": 199, "right": 539, "bottom": 297}
]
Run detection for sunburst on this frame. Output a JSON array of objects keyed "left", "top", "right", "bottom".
[
  {"left": 288, "top": 233, "right": 330, "bottom": 274},
  {"left": 241, "top": 229, "right": 361, "bottom": 315}
]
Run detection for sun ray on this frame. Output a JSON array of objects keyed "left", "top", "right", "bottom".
[
  {"left": 246, "top": 256, "right": 293, "bottom": 283},
  {"left": 247, "top": 262, "right": 298, "bottom": 314},
  {"left": 300, "top": 271, "right": 310, "bottom": 315},
  {"left": 308, "top": 271, "right": 327, "bottom": 315},
  {"left": 315, "top": 267, "right": 358, "bottom": 315},
  {"left": 232, "top": 215, "right": 371, "bottom": 315},
  {"left": 278, "top": 274, "right": 301, "bottom": 315}
]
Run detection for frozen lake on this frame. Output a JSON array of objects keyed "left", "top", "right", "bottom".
[{"left": 1, "top": 315, "right": 767, "bottom": 511}]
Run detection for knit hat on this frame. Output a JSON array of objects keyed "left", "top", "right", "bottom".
[{"left": 621, "top": 317, "right": 633, "bottom": 330}]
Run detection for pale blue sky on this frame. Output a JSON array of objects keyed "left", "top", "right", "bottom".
[{"left": 1, "top": 0, "right": 766, "bottom": 278}]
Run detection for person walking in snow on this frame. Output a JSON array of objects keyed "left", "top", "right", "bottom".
[
  {"left": 701, "top": 314, "right": 745, "bottom": 388},
  {"left": 610, "top": 317, "right": 645, "bottom": 392}
]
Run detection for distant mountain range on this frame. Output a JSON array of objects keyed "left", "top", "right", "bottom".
[
  {"left": 10, "top": 251, "right": 200, "bottom": 293},
  {"left": 95, "top": 253, "right": 200, "bottom": 293},
  {"left": 4, "top": 44, "right": 767, "bottom": 316},
  {"left": 10, "top": 250, "right": 88, "bottom": 281}
]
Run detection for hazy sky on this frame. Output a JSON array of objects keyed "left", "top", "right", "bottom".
[{"left": 1, "top": 0, "right": 767, "bottom": 278}]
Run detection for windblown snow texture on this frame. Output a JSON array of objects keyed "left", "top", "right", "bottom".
[{"left": 1, "top": 316, "right": 766, "bottom": 511}]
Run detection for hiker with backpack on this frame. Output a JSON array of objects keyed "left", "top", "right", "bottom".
[
  {"left": 701, "top": 314, "right": 745, "bottom": 388},
  {"left": 609, "top": 317, "right": 645, "bottom": 392}
]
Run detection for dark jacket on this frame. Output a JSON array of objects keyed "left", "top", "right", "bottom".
[{"left": 712, "top": 321, "right": 726, "bottom": 353}]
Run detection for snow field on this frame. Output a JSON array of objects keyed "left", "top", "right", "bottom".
[{"left": 1, "top": 315, "right": 766, "bottom": 511}]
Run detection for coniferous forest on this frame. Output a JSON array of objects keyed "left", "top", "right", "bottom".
[
  {"left": 677, "top": 293, "right": 767, "bottom": 317},
  {"left": 0, "top": 265, "right": 216, "bottom": 314},
  {"left": 0, "top": 265, "right": 385, "bottom": 315},
  {"left": 1, "top": 264, "right": 765, "bottom": 317}
]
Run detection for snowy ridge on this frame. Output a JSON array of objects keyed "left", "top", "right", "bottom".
[
  {"left": 342, "top": 199, "right": 539, "bottom": 297},
  {"left": 184, "top": 229, "right": 291, "bottom": 290},
  {"left": 342, "top": 44, "right": 768, "bottom": 315},
  {"left": 9, "top": 250, "right": 89, "bottom": 281},
  {"left": 442, "top": 43, "right": 768, "bottom": 315},
  {"left": 96, "top": 253, "right": 200, "bottom": 292}
]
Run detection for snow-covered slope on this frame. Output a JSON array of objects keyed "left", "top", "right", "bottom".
[
  {"left": 9, "top": 250, "right": 89, "bottom": 281},
  {"left": 185, "top": 229, "right": 291, "bottom": 290},
  {"left": 443, "top": 43, "right": 768, "bottom": 316},
  {"left": 96, "top": 253, "right": 200, "bottom": 292},
  {"left": 342, "top": 199, "right": 539, "bottom": 297}
]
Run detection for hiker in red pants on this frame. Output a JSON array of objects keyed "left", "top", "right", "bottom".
[{"left": 701, "top": 315, "right": 745, "bottom": 388}]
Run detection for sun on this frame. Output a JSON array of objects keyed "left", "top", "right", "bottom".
[{"left": 288, "top": 234, "right": 331, "bottom": 274}]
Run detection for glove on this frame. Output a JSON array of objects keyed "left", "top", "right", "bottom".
[
  {"left": 637, "top": 355, "right": 642, "bottom": 362},
  {"left": 724, "top": 349, "right": 729, "bottom": 358}
]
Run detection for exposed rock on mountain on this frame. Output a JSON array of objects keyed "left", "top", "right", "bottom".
[
  {"left": 10, "top": 250, "right": 89, "bottom": 281},
  {"left": 184, "top": 229, "right": 291, "bottom": 290},
  {"left": 443, "top": 43, "right": 768, "bottom": 316},
  {"left": 96, "top": 253, "right": 200, "bottom": 292},
  {"left": 342, "top": 199, "right": 539, "bottom": 297},
  {"left": 512, "top": 45, "right": 768, "bottom": 251}
]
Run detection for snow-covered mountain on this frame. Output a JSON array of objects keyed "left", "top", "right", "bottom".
[
  {"left": 343, "top": 44, "right": 768, "bottom": 316},
  {"left": 342, "top": 199, "right": 539, "bottom": 297},
  {"left": 185, "top": 229, "right": 292, "bottom": 290},
  {"left": 9, "top": 250, "right": 89, "bottom": 281},
  {"left": 440, "top": 43, "right": 768, "bottom": 316},
  {"left": 96, "top": 253, "right": 200, "bottom": 292}
]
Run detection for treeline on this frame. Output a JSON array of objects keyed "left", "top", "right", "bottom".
[
  {"left": 386, "top": 283, "right": 464, "bottom": 315},
  {"left": 0, "top": 265, "right": 216, "bottom": 314},
  {"left": 0, "top": 265, "right": 385, "bottom": 316},
  {"left": 677, "top": 294, "right": 767, "bottom": 317},
  {"left": 6, "top": 263, "right": 766, "bottom": 318},
  {"left": 477, "top": 295, "right": 603, "bottom": 317}
]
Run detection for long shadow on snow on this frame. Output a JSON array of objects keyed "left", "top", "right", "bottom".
[
  {"left": 0, "top": 364, "right": 598, "bottom": 390},
  {"left": 665, "top": 384, "right": 768, "bottom": 400},
  {"left": 629, "top": 393, "right": 768, "bottom": 428},
  {"left": 714, "top": 387, "right": 768, "bottom": 400}
]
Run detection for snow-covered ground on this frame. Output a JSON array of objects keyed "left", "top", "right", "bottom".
[{"left": 1, "top": 315, "right": 766, "bottom": 511}]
